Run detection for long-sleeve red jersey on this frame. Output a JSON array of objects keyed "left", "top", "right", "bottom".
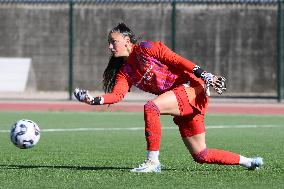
[{"left": 102, "top": 41, "right": 206, "bottom": 111}]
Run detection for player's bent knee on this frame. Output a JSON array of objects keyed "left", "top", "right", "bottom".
[
  {"left": 144, "top": 100, "right": 160, "bottom": 114},
  {"left": 191, "top": 148, "right": 208, "bottom": 164}
]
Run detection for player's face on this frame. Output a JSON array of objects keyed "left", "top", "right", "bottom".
[{"left": 108, "top": 32, "right": 131, "bottom": 58}]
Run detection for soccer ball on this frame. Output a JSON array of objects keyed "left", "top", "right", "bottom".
[{"left": 10, "top": 119, "right": 40, "bottom": 149}]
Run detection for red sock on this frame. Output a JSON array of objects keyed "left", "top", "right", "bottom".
[
  {"left": 144, "top": 101, "right": 161, "bottom": 151},
  {"left": 192, "top": 148, "right": 240, "bottom": 165}
]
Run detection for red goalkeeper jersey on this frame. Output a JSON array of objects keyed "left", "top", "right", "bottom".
[{"left": 102, "top": 41, "right": 207, "bottom": 112}]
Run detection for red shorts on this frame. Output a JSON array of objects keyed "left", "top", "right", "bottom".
[
  {"left": 173, "top": 112, "right": 205, "bottom": 138},
  {"left": 172, "top": 84, "right": 206, "bottom": 138}
]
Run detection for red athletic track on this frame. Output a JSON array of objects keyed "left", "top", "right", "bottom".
[{"left": 0, "top": 101, "right": 284, "bottom": 114}]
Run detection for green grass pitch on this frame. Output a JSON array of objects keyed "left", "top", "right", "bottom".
[{"left": 0, "top": 111, "right": 283, "bottom": 189}]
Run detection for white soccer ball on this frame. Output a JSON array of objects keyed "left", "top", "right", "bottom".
[{"left": 10, "top": 119, "right": 40, "bottom": 149}]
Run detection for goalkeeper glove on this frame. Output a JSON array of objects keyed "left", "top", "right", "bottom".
[
  {"left": 202, "top": 72, "right": 226, "bottom": 95},
  {"left": 193, "top": 65, "right": 226, "bottom": 95},
  {"left": 73, "top": 88, "right": 104, "bottom": 105}
]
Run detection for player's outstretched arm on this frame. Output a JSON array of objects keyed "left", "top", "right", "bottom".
[
  {"left": 146, "top": 42, "right": 226, "bottom": 95},
  {"left": 74, "top": 73, "right": 131, "bottom": 105},
  {"left": 73, "top": 88, "right": 104, "bottom": 105}
]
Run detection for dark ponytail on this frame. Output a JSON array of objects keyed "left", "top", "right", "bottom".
[
  {"left": 103, "top": 23, "right": 137, "bottom": 93},
  {"left": 103, "top": 56, "right": 124, "bottom": 93}
]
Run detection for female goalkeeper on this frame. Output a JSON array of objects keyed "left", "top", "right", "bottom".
[{"left": 74, "top": 23, "right": 263, "bottom": 173}]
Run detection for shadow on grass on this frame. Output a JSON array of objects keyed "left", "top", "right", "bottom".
[
  {"left": 0, "top": 164, "right": 132, "bottom": 171},
  {"left": 0, "top": 164, "right": 177, "bottom": 172},
  {"left": 0, "top": 164, "right": 240, "bottom": 172}
]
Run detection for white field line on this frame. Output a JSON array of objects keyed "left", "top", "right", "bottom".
[{"left": 0, "top": 125, "right": 282, "bottom": 133}]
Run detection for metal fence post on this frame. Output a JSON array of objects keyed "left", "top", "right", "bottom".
[
  {"left": 277, "top": 0, "right": 283, "bottom": 102},
  {"left": 68, "top": 0, "right": 74, "bottom": 100},
  {"left": 171, "top": 0, "right": 176, "bottom": 52}
]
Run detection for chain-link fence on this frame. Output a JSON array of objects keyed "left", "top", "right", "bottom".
[
  {"left": 277, "top": 0, "right": 284, "bottom": 101},
  {"left": 0, "top": 0, "right": 283, "bottom": 101}
]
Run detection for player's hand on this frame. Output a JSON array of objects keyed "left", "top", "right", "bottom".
[
  {"left": 73, "top": 88, "right": 94, "bottom": 104},
  {"left": 202, "top": 73, "right": 226, "bottom": 95},
  {"left": 212, "top": 76, "right": 226, "bottom": 95}
]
